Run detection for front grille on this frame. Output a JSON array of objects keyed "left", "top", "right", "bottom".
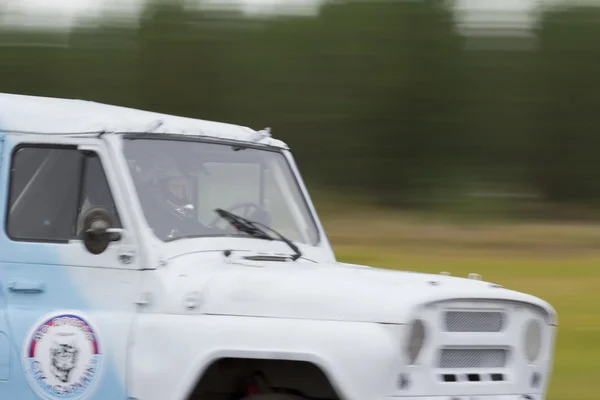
[
  {"left": 438, "top": 349, "right": 508, "bottom": 369},
  {"left": 444, "top": 311, "right": 504, "bottom": 332}
]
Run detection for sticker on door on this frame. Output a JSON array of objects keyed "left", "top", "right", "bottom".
[{"left": 21, "top": 310, "right": 103, "bottom": 400}]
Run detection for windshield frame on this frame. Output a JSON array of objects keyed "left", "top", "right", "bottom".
[{"left": 120, "top": 132, "right": 322, "bottom": 246}]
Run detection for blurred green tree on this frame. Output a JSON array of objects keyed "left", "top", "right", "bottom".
[
  {"left": 532, "top": 6, "right": 600, "bottom": 205},
  {"left": 1, "top": 1, "right": 600, "bottom": 217}
]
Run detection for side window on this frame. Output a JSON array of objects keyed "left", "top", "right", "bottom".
[
  {"left": 7, "top": 146, "right": 81, "bottom": 241},
  {"left": 75, "top": 152, "right": 122, "bottom": 235},
  {"left": 6, "top": 145, "right": 120, "bottom": 242}
]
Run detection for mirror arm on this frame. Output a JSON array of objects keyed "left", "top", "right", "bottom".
[
  {"left": 86, "top": 220, "right": 110, "bottom": 236},
  {"left": 106, "top": 228, "right": 124, "bottom": 242},
  {"left": 83, "top": 221, "right": 123, "bottom": 242}
]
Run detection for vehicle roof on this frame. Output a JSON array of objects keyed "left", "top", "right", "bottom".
[{"left": 0, "top": 93, "right": 287, "bottom": 148}]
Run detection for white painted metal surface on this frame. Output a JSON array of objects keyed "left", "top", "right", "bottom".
[{"left": 0, "top": 93, "right": 557, "bottom": 400}]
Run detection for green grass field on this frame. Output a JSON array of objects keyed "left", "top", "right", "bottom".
[{"left": 321, "top": 210, "right": 600, "bottom": 400}]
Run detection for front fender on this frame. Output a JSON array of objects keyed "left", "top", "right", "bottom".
[{"left": 128, "top": 314, "right": 404, "bottom": 400}]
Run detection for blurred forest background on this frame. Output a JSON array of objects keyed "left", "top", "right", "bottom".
[
  {"left": 1, "top": 0, "right": 599, "bottom": 398},
  {"left": 3, "top": 0, "right": 600, "bottom": 219}
]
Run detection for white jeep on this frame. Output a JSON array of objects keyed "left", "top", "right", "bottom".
[{"left": 0, "top": 93, "right": 556, "bottom": 400}]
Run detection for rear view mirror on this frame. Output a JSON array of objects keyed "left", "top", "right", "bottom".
[{"left": 80, "top": 206, "right": 122, "bottom": 255}]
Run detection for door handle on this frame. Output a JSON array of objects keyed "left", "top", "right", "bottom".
[{"left": 7, "top": 281, "right": 46, "bottom": 294}]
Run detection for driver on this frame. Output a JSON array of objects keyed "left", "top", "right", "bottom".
[{"left": 138, "top": 155, "right": 205, "bottom": 239}]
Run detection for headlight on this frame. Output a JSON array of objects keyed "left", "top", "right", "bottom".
[
  {"left": 523, "top": 319, "right": 543, "bottom": 363},
  {"left": 406, "top": 319, "right": 426, "bottom": 365}
]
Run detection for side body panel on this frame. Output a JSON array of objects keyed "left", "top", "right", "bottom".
[
  {"left": 129, "top": 314, "right": 404, "bottom": 400},
  {"left": 0, "top": 133, "right": 140, "bottom": 400}
]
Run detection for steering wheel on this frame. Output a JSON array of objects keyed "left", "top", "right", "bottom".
[{"left": 208, "top": 201, "right": 263, "bottom": 228}]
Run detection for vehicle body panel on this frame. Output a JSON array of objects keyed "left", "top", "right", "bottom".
[
  {"left": 0, "top": 132, "right": 139, "bottom": 399},
  {"left": 151, "top": 251, "right": 556, "bottom": 325}
]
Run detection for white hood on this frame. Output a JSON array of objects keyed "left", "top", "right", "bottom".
[{"left": 159, "top": 251, "right": 556, "bottom": 325}]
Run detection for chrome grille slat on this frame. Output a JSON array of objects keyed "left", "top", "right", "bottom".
[
  {"left": 438, "top": 349, "right": 508, "bottom": 369},
  {"left": 444, "top": 311, "right": 504, "bottom": 332}
]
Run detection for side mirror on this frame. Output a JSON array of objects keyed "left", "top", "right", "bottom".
[{"left": 81, "top": 206, "right": 122, "bottom": 255}]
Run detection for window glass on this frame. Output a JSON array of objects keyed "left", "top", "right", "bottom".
[
  {"left": 7, "top": 146, "right": 120, "bottom": 242},
  {"left": 75, "top": 152, "right": 122, "bottom": 236},
  {"left": 196, "top": 162, "right": 260, "bottom": 224},
  {"left": 123, "top": 138, "right": 319, "bottom": 245}
]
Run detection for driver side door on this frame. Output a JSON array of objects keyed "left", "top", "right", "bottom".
[{"left": 0, "top": 135, "right": 140, "bottom": 399}]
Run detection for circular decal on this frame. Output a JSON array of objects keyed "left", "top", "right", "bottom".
[{"left": 22, "top": 311, "right": 103, "bottom": 400}]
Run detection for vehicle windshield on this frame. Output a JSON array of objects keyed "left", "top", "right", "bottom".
[{"left": 122, "top": 137, "right": 319, "bottom": 245}]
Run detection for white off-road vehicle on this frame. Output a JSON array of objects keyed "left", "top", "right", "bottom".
[{"left": 0, "top": 93, "right": 556, "bottom": 400}]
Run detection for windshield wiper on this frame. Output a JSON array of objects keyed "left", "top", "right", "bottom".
[{"left": 214, "top": 208, "right": 302, "bottom": 261}]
